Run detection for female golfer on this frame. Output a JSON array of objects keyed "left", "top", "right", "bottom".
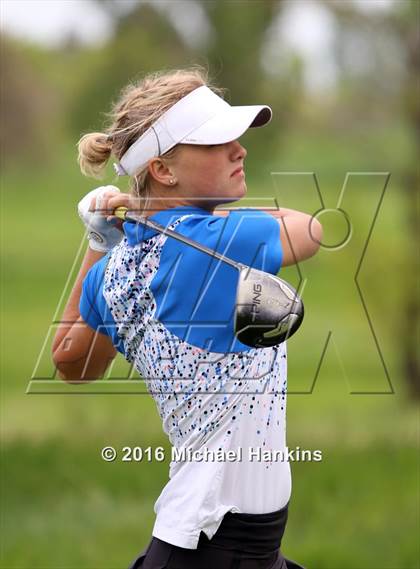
[{"left": 52, "top": 68, "right": 322, "bottom": 569}]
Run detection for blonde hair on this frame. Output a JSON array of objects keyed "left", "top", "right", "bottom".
[{"left": 77, "top": 67, "right": 223, "bottom": 204}]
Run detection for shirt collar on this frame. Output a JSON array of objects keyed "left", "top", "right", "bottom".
[{"left": 123, "top": 205, "right": 212, "bottom": 246}]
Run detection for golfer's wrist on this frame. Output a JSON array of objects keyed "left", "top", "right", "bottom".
[{"left": 86, "top": 245, "right": 108, "bottom": 259}]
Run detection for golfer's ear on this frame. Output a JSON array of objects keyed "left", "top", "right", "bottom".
[
  {"left": 279, "top": 214, "right": 323, "bottom": 266},
  {"left": 148, "top": 158, "right": 174, "bottom": 186}
]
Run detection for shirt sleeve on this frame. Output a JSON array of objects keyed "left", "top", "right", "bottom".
[
  {"left": 79, "top": 257, "right": 107, "bottom": 332},
  {"left": 221, "top": 209, "right": 283, "bottom": 273},
  {"left": 177, "top": 209, "right": 282, "bottom": 275},
  {"left": 152, "top": 209, "right": 284, "bottom": 353},
  {"left": 79, "top": 255, "right": 128, "bottom": 355}
]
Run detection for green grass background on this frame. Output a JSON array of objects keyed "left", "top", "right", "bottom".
[{"left": 1, "top": 125, "right": 419, "bottom": 568}]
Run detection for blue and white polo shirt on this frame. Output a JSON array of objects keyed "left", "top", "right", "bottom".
[{"left": 80, "top": 206, "right": 291, "bottom": 549}]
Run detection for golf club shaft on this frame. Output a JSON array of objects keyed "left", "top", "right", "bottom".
[{"left": 114, "top": 207, "right": 242, "bottom": 271}]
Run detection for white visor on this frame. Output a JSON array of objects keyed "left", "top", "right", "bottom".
[{"left": 114, "top": 85, "right": 272, "bottom": 176}]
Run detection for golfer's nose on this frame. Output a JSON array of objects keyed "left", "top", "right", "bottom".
[{"left": 230, "top": 140, "right": 247, "bottom": 161}]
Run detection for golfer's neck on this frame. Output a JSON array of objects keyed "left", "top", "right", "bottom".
[{"left": 141, "top": 192, "right": 217, "bottom": 217}]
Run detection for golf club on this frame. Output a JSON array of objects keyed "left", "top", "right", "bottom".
[{"left": 113, "top": 207, "right": 304, "bottom": 348}]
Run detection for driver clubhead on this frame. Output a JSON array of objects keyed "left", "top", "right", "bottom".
[{"left": 234, "top": 267, "right": 304, "bottom": 348}]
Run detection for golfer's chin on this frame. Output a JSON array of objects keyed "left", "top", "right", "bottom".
[
  {"left": 211, "top": 181, "right": 247, "bottom": 206},
  {"left": 229, "top": 179, "right": 247, "bottom": 201},
  {"left": 238, "top": 180, "right": 247, "bottom": 198}
]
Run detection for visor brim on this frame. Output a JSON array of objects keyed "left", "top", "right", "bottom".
[{"left": 179, "top": 105, "right": 272, "bottom": 146}]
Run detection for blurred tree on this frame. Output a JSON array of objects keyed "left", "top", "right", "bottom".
[
  {"left": 198, "top": 0, "right": 278, "bottom": 101},
  {"left": 0, "top": 35, "right": 58, "bottom": 166},
  {"left": 390, "top": 0, "right": 420, "bottom": 399},
  {"left": 321, "top": 0, "right": 419, "bottom": 398},
  {"left": 70, "top": 0, "right": 303, "bottom": 165},
  {"left": 69, "top": 2, "right": 192, "bottom": 135},
  {"left": 194, "top": 0, "right": 303, "bottom": 164}
]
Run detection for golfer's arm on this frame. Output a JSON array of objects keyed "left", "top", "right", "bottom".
[
  {"left": 52, "top": 247, "right": 117, "bottom": 382},
  {"left": 276, "top": 209, "right": 323, "bottom": 266},
  {"left": 216, "top": 207, "right": 323, "bottom": 266}
]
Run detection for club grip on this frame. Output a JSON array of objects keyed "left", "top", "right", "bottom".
[{"left": 114, "top": 206, "right": 128, "bottom": 220}]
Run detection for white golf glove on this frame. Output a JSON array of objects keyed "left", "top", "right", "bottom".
[{"left": 78, "top": 186, "right": 124, "bottom": 252}]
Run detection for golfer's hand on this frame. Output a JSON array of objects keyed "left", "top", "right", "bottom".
[
  {"left": 94, "top": 191, "right": 139, "bottom": 227},
  {"left": 78, "top": 186, "right": 126, "bottom": 252}
]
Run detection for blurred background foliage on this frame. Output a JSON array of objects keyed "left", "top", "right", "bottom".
[{"left": 1, "top": 1, "right": 419, "bottom": 568}]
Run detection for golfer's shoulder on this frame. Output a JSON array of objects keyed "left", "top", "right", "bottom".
[
  {"left": 179, "top": 209, "right": 279, "bottom": 245},
  {"left": 175, "top": 209, "right": 282, "bottom": 272}
]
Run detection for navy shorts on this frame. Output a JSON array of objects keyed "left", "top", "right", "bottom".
[{"left": 128, "top": 505, "right": 305, "bottom": 569}]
